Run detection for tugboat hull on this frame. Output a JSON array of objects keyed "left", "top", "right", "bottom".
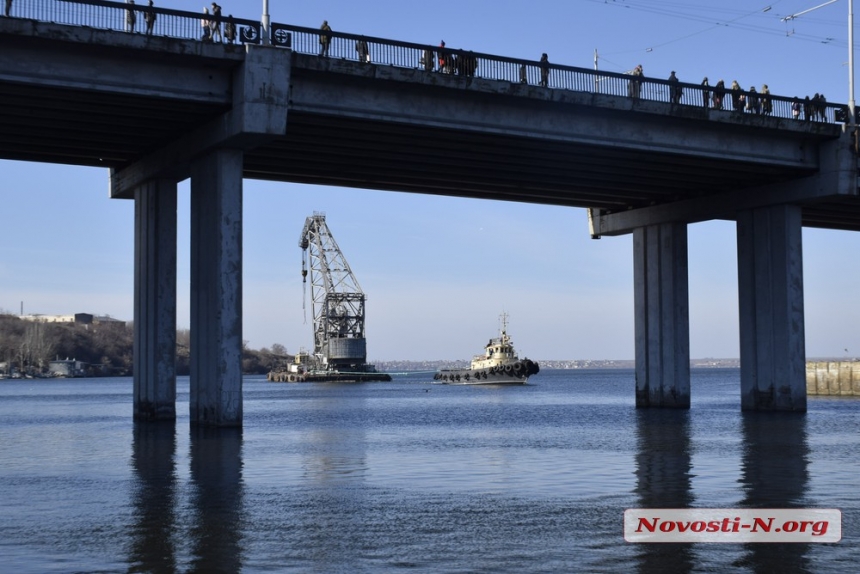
[{"left": 434, "top": 359, "right": 540, "bottom": 385}]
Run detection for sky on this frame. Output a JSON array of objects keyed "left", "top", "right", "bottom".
[{"left": 3, "top": 0, "right": 860, "bottom": 361}]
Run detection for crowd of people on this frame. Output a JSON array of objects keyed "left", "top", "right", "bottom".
[
  {"left": 200, "top": 3, "right": 237, "bottom": 44},
  {"left": 122, "top": 1, "right": 236, "bottom": 43},
  {"left": 628, "top": 67, "right": 830, "bottom": 121},
  {"left": 56, "top": 5, "right": 832, "bottom": 122}
]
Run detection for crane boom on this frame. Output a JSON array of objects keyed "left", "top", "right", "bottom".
[{"left": 299, "top": 213, "right": 367, "bottom": 369}]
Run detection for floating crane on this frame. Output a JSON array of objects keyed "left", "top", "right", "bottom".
[
  {"left": 300, "top": 212, "right": 368, "bottom": 370},
  {"left": 268, "top": 212, "right": 390, "bottom": 382}
]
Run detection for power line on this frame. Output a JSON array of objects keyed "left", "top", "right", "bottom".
[{"left": 587, "top": 0, "right": 848, "bottom": 56}]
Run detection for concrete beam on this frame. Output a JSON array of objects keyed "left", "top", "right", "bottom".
[
  {"left": 133, "top": 180, "right": 177, "bottom": 421},
  {"left": 0, "top": 20, "right": 235, "bottom": 102},
  {"left": 589, "top": 136, "right": 858, "bottom": 237},
  {"left": 737, "top": 205, "right": 806, "bottom": 412},
  {"left": 110, "top": 44, "right": 290, "bottom": 198},
  {"left": 291, "top": 61, "right": 823, "bottom": 170},
  {"left": 189, "top": 148, "right": 243, "bottom": 426},
  {"left": 634, "top": 223, "right": 691, "bottom": 408}
]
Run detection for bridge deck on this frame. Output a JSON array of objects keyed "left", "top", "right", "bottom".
[{"left": 1, "top": 16, "right": 859, "bottom": 230}]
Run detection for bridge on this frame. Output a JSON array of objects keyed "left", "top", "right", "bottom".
[{"left": 2, "top": 0, "right": 858, "bottom": 425}]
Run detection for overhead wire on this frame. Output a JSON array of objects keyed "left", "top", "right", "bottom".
[{"left": 585, "top": 0, "right": 849, "bottom": 57}]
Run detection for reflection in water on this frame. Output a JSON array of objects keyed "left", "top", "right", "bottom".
[
  {"left": 129, "top": 421, "right": 178, "bottom": 574},
  {"left": 634, "top": 410, "right": 695, "bottom": 573},
  {"left": 297, "top": 392, "right": 369, "bottom": 570},
  {"left": 189, "top": 426, "right": 244, "bottom": 573},
  {"left": 736, "top": 413, "right": 810, "bottom": 572},
  {"left": 300, "top": 392, "right": 368, "bottom": 484}
]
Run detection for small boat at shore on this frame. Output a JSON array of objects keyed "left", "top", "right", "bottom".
[{"left": 434, "top": 313, "right": 539, "bottom": 385}]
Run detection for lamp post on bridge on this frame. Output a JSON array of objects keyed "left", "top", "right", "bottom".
[
  {"left": 261, "top": 0, "right": 270, "bottom": 45},
  {"left": 850, "top": 0, "right": 856, "bottom": 126}
]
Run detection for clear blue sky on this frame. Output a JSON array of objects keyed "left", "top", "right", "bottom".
[{"left": 3, "top": 0, "right": 860, "bottom": 361}]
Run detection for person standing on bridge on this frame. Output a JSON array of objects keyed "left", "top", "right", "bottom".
[
  {"left": 701, "top": 77, "right": 709, "bottom": 108},
  {"left": 126, "top": 0, "right": 136, "bottom": 33},
  {"left": 628, "top": 64, "right": 643, "bottom": 99},
  {"left": 143, "top": 0, "right": 155, "bottom": 35},
  {"left": 746, "top": 86, "right": 760, "bottom": 114},
  {"left": 668, "top": 71, "right": 681, "bottom": 104},
  {"left": 438, "top": 41, "right": 452, "bottom": 73},
  {"left": 761, "top": 84, "right": 772, "bottom": 115},
  {"left": 210, "top": 3, "right": 222, "bottom": 43},
  {"left": 539, "top": 53, "right": 550, "bottom": 87},
  {"left": 225, "top": 14, "right": 236, "bottom": 44},
  {"left": 5, "top": 0, "right": 12, "bottom": 17},
  {"left": 421, "top": 48, "right": 435, "bottom": 71},
  {"left": 319, "top": 20, "right": 332, "bottom": 56},
  {"left": 731, "top": 80, "right": 743, "bottom": 113},
  {"left": 201, "top": 7, "right": 210, "bottom": 41},
  {"left": 713, "top": 79, "right": 725, "bottom": 109},
  {"left": 356, "top": 39, "right": 369, "bottom": 63}
]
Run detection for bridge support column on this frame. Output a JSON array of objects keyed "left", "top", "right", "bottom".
[
  {"left": 737, "top": 205, "right": 806, "bottom": 412},
  {"left": 133, "top": 180, "right": 177, "bottom": 421},
  {"left": 634, "top": 223, "right": 690, "bottom": 408},
  {"left": 190, "top": 149, "right": 244, "bottom": 427}
]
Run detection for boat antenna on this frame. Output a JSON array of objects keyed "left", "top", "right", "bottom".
[{"left": 499, "top": 311, "right": 509, "bottom": 335}]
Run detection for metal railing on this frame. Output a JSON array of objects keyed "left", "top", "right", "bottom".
[{"left": 4, "top": 0, "right": 847, "bottom": 124}]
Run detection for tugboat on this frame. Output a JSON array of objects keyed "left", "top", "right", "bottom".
[{"left": 434, "top": 313, "right": 540, "bottom": 385}]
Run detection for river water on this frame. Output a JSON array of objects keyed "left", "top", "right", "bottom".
[{"left": 0, "top": 369, "right": 857, "bottom": 573}]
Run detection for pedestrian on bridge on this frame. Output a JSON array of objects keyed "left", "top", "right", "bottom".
[
  {"left": 761, "top": 84, "right": 772, "bottom": 115},
  {"left": 210, "top": 3, "right": 222, "bottom": 43},
  {"left": 319, "top": 20, "right": 332, "bottom": 56},
  {"left": 668, "top": 71, "right": 681, "bottom": 104},
  {"left": 712, "top": 79, "right": 725, "bottom": 109},
  {"left": 5, "top": 0, "right": 12, "bottom": 17},
  {"left": 746, "top": 86, "right": 760, "bottom": 114},
  {"left": 421, "top": 48, "right": 435, "bottom": 71},
  {"left": 201, "top": 7, "right": 210, "bottom": 41},
  {"left": 143, "top": 0, "right": 155, "bottom": 35},
  {"left": 438, "top": 41, "right": 453, "bottom": 73},
  {"left": 628, "top": 64, "right": 643, "bottom": 99},
  {"left": 126, "top": 0, "right": 136, "bottom": 33},
  {"left": 539, "top": 53, "right": 549, "bottom": 87},
  {"left": 356, "top": 39, "right": 369, "bottom": 63},
  {"left": 225, "top": 15, "right": 236, "bottom": 44},
  {"left": 701, "top": 77, "right": 709, "bottom": 108},
  {"left": 731, "top": 80, "right": 743, "bottom": 113}
]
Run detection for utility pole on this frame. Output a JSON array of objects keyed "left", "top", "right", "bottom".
[
  {"left": 780, "top": 0, "right": 854, "bottom": 126},
  {"left": 850, "top": 0, "right": 856, "bottom": 126},
  {"left": 261, "top": 0, "right": 270, "bottom": 45}
]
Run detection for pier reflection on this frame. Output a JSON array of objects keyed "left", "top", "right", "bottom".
[
  {"left": 300, "top": 391, "right": 368, "bottom": 484},
  {"left": 633, "top": 410, "right": 695, "bottom": 573},
  {"left": 189, "top": 426, "right": 245, "bottom": 573},
  {"left": 297, "top": 391, "right": 369, "bottom": 568},
  {"left": 129, "top": 421, "right": 178, "bottom": 574},
  {"left": 735, "top": 413, "right": 810, "bottom": 572}
]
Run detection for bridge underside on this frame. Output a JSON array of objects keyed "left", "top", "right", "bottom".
[{"left": 3, "top": 80, "right": 858, "bottom": 228}]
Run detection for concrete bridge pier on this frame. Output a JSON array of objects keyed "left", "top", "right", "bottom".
[
  {"left": 133, "top": 180, "right": 177, "bottom": 421},
  {"left": 737, "top": 205, "right": 807, "bottom": 412},
  {"left": 189, "top": 149, "right": 244, "bottom": 427},
  {"left": 633, "top": 223, "right": 691, "bottom": 408}
]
